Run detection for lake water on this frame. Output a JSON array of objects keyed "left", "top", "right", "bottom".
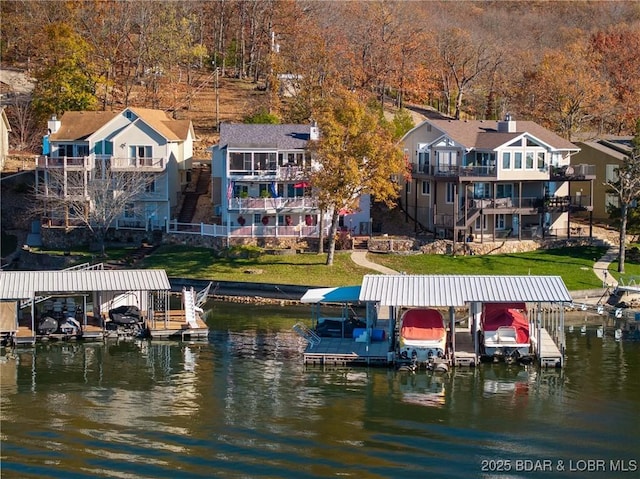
[{"left": 1, "top": 303, "right": 639, "bottom": 478}]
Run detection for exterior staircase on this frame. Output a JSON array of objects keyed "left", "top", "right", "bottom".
[
  {"left": 177, "top": 165, "right": 210, "bottom": 224},
  {"left": 352, "top": 236, "right": 369, "bottom": 250}
]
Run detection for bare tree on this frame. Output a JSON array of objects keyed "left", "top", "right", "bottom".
[
  {"left": 35, "top": 165, "right": 157, "bottom": 255},
  {"left": 6, "top": 96, "right": 37, "bottom": 151}
]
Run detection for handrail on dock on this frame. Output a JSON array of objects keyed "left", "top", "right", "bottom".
[{"left": 292, "top": 322, "right": 321, "bottom": 347}]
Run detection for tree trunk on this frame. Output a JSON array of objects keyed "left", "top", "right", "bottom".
[
  {"left": 325, "top": 209, "right": 340, "bottom": 266},
  {"left": 454, "top": 88, "right": 463, "bottom": 120},
  {"left": 317, "top": 209, "right": 325, "bottom": 254},
  {"left": 618, "top": 203, "right": 627, "bottom": 273}
]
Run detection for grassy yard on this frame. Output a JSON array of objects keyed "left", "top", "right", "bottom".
[
  {"left": 371, "top": 245, "right": 608, "bottom": 291},
  {"left": 137, "top": 245, "right": 372, "bottom": 287},
  {"left": 135, "top": 244, "right": 613, "bottom": 291}
]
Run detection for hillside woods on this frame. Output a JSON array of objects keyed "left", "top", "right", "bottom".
[{"left": 1, "top": 0, "right": 639, "bottom": 157}]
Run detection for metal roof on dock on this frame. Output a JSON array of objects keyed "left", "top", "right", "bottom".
[
  {"left": 359, "top": 274, "right": 572, "bottom": 307},
  {"left": 0, "top": 269, "right": 171, "bottom": 300}
]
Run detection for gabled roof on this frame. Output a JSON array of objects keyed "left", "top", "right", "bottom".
[
  {"left": 420, "top": 119, "right": 579, "bottom": 152},
  {"left": 49, "top": 111, "right": 118, "bottom": 141},
  {"left": 576, "top": 140, "right": 628, "bottom": 161},
  {"left": 218, "top": 123, "right": 313, "bottom": 150},
  {"left": 49, "top": 108, "right": 192, "bottom": 142},
  {"left": 129, "top": 107, "right": 192, "bottom": 141}
]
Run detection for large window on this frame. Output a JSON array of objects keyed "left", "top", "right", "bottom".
[
  {"left": 525, "top": 152, "right": 534, "bottom": 169},
  {"left": 502, "top": 152, "right": 511, "bottom": 169},
  {"left": 473, "top": 182, "right": 491, "bottom": 198},
  {"left": 514, "top": 152, "right": 522, "bottom": 169},
  {"left": 418, "top": 150, "right": 430, "bottom": 173},
  {"left": 496, "top": 183, "right": 513, "bottom": 198}
]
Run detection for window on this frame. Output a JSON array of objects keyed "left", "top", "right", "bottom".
[
  {"left": 475, "top": 215, "right": 488, "bottom": 231},
  {"left": 502, "top": 152, "right": 511, "bottom": 169},
  {"left": 605, "top": 164, "right": 618, "bottom": 182},
  {"left": 145, "top": 175, "right": 155, "bottom": 193},
  {"left": 418, "top": 150, "right": 430, "bottom": 173},
  {"left": 124, "top": 203, "right": 135, "bottom": 218},
  {"left": 255, "top": 152, "right": 277, "bottom": 171},
  {"left": 131, "top": 146, "right": 153, "bottom": 166},
  {"left": 495, "top": 214, "right": 505, "bottom": 230},
  {"left": 473, "top": 182, "right": 491, "bottom": 198},
  {"left": 606, "top": 193, "right": 619, "bottom": 209},
  {"left": 537, "top": 152, "right": 545, "bottom": 169},
  {"left": 421, "top": 181, "right": 430, "bottom": 195},
  {"left": 436, "top": 150, "right": 456, "bottom": 174},
  {"left": 446, "top": 183, "right": 455, "bottom": 203},
  {"left": 406, "top": 181, "right": 412, "bottom": 194},
  {"left": 525, "top": 152, "right": 534, "bottom": 169},
  {"left": 514, "top": 152, "right": 522, "bottom": 169},
  {"left": 496, "top": 184, "right": 513, "bottom": 198},
  {"left": 58, "top": 144, "right": 73, "bottom": 157}
]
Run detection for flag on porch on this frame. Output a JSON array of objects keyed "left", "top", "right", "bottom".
[{"left": 227, "top": 181, "right": 234, "bottom": 200}]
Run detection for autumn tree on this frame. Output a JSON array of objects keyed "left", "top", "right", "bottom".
[
  {"left": 31, "top": 23, "right": 99, "bottom": 121},
  {"left": 435, "top": 27, "right": 501, "bottom": 120},
  {"left": 310, "top": 90, "right": 407, "bottom": 266},
  {"left": 35, "top": 166, "right": 157, "bottom": 256},
  {"left": 606, "top": 120, "right": 640, "bottom": 274},
  {"left": 590, "top": 26, "right": 640, "bottom": 134},
  {"left": 520, "top": 40, "right": 614, "bottom": 140}
]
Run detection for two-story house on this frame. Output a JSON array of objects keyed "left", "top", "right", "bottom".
[
  {"left": 572, "top": 136, "right": 634, "bottom": 222},
  {"left": 37, "top": 107, "right": 194, "bottom": 231},
  {"left": 211, "top": 123, "right": 371, "bottom": 239},
  {"left": 401, "top": 116, "right": 593, "bottom": 242}
]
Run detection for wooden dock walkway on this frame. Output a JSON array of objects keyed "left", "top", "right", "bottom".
[
  {"left": 452, "top": 330, "right": 477, "bottom": 367},
  {"left": 303, "top": 337, "right": 391, "bottom": 366},
  {"left": 537, "top": 327, "right": 563, "bottom": 368}
]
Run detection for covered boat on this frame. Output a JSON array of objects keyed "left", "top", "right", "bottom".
[
  {"left": 481, "top": 303, "right": 531, "bottom": 359},
  {"left": 399, "top": 308, "right": 447, "bottom": 362}
]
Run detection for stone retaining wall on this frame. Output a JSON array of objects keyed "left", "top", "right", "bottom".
[{"left": 368, "top": 236, "right": 594, "bottom": 256}]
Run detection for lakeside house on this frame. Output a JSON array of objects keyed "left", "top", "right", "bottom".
[
  {"left": 36, "top": 107, "right": 195, "bottom": 232},
  {"left": 210, "top": 122, "right": 371, "bottom": 241},
  {"left": 400, "top": 116, "right": 594, "bottom": 242},
  {"left": 571, "top": 136, "right": 634, "bottom": 222}
]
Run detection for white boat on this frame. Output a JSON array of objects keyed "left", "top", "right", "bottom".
[
  {"left": 399, "top": 309, "right": 447, "bottom": 362},
  {"left": 481, "top": 303, "right": 531, "bottom": 359}
]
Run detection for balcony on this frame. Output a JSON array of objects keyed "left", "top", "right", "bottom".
[
  {"left": 411, "top": 164, "right": 498, "bottom": 178},
  {"left": 37, "top": 156, "right": 88, "bottom": 170},
  {"left": 229, "top": 196, "right": 319, "bottom": 212},
  {"left": 229, "top": 165, "right": 309, "bottom": 180},
  {"left": 110, "top": 157, "right": 165, "bottom": 171},
  {"left": 550, "top": 164, "right": 596, "bottom": 180}
]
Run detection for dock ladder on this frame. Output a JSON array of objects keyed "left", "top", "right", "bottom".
[
  {"left": 292, "top": 322, "right": 321, "bottom": 348},
  {"left": 183, "top": 287, "right": 199, "bottom": 329}
]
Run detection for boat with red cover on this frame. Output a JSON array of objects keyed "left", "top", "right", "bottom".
[
  {"left": 399, "top": 308, "right": 447, "bottom": 363},
  {"left": 481, "top": 303, "right": 531, "bottom": 360}
]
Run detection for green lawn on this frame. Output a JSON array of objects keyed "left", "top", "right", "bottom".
[
  {"left": 371, "top": 245, "right": 608, "bottom": 291},
  {"left": 137, "top": 245, "right": 372, "bottom": 287},
  {"left": 136, "top": 244, "right": 612, "bottom": 291}
]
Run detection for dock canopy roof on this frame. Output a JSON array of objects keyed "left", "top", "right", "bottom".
[
  {"left": 300, "top": 286, "right": 362, "bottom": 304},
  {"left": 0, "top": 269, "right": 171, "bottom": 300},
  {"left": 359, "top": 274, "right": 572, "bottom": 307}
]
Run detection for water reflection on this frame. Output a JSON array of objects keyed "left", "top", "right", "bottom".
[{"left": 0, "top": 303, "right": 638, "bottom": 478}]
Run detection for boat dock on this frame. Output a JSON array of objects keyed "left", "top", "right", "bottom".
[
  {"left": 303, "top": 337, "right": 391, "bottom": 366},
  {"left": 296, "top": 275, "right": 572, "bottom": 369},
  {"left": 535, "top": 327, "right": 563, "bottom": 368},
  {"left": 452, "top": 331, "right": 477, "bottom": 367},
  {"left": 0, "top": 268, "right": 210, "bottom": 346}
]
